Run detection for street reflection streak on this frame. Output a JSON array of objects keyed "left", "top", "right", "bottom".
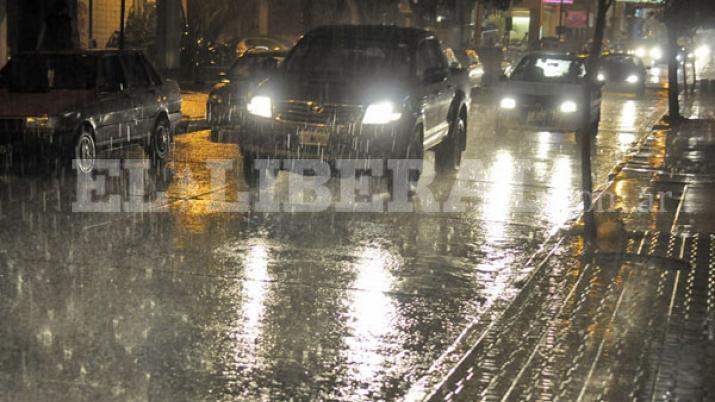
[
  {"left": 483, "top": 150, "right": 515, "bottom": 241},
  {"left": 547, "top": 156, "right": 573, "bottom": 230},
  {"left": 347, "top": 246, "right": 395, "bottom": 392},
  {"left": 619, "top": 100, "right": 637, "bottom": 132},
  {"left": 241, "top": 243, "right": 270, "bottom": 351}
]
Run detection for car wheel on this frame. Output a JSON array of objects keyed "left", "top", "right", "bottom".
[
  {"left": 435, "top": 114, "right": 465, "bottom": 173},
  {"left": 74, "top": 129, "right": 96, "bottom": 174},
  {"left": 149, "top": 119, "right": 172, "bottom": 165}
]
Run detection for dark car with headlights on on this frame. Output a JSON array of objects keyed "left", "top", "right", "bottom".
[
  {"left": 597, "top": 53, "right": 647, "bottom": 95},
  {"left": 240, "top": 25, "right": 471, "bottom": 187},
  {"left": 495, "top": 52, "right": 602, "bottom": 133},
  {"left": 208, "top": 50, "right": 286, "bottom": 142},
  {"left": 0, "top": 51, "right": 181, "bottom": 172}
]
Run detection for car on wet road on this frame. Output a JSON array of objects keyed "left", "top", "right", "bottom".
[
  {"left": 240, "top": 25, "right": 471, "bottom": 186},
  {"left": 207, "top": 50, "right": 286, "bottom": 142},
  {"left": 495, "top": 52, "right": 602, "bottom": 133},
  {"left": 0, "top": 50, "right": 182, "bottom": 172},
  {"left": 597, "top": 53, "right": 647, "bottom": 95}
]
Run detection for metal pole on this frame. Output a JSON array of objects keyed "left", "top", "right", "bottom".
[
  {"left": 558, "top": 0, "right": 564, "bottom": 40},
  {"left": 119, "top": 0, "right": 126, "bottom": 50}
]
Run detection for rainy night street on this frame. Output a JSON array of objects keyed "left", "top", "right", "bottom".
[{"left": 0, "top": 79, "right": 674, "bottom": 401}]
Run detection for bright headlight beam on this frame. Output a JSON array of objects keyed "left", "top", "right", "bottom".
[
  {"left": 560, "top": 101, "right": 577, "bottom": 114},
  {"left": 597, "top": 73, "right": 606, "bottom": 82},
  {"left": 362, "top": 101, "right": 402, "bottom": 125},
  {"left": 247, "top": 96, "right": 272, "bottom": 118},
  {"left": 635, "top": 47, "right": 647, "bottom": 58},
  {"left": 650, "top": 46, "right": 662, "bottom": 60},
  {"left": 500, "top": 97, "right": 516, "bottom": 109},
  {"left": 695, "top": 45, "right": 711, "bottom": 59},
  {"left": 626, "top": 74, "right": 639, "bottom": 84}
]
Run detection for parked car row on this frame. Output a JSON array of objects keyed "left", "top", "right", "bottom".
[{"left": 0, "top": 51, "right": 181, "bottom": 173}]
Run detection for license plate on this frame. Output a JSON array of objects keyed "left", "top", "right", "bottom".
[
  {"left": 527, "top": 111, "right": 551, "bottom": 125},
  {"left": 297, "top": 128, "right": 330, "bottom": 146}
]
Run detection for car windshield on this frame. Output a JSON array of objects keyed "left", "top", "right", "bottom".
[
  {"left": 228, "top": 54, "right": 283, "bottom": 80},
  {"left": 604, "top": 55, "right": 638, "bottom": 70},
  {"left": 0, "top": 54, "right": 97, "bottom": 92},
  {"left": 510, "top": 55, "right": 586, "bottom": 83},
  {"left": 283, "top": 34, "right": 411, "bottom": 77}
]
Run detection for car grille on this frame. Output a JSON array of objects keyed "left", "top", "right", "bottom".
[
  {"left": 0, "top": 119, "right": 25, "bottom": 145},
  {"left": 519, "top": 95, "right": 559, "bottom": 110},
  {"left": 275, "top": 101, "right": 363, "bottom": 125}
]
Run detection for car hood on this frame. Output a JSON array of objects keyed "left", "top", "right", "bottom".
[
  {"left": 210, "top": 81, "right": 255, "bottom": 100},
  {"left": 262, "top": 71, "right": 409, "bottom": 106},
  {"left": 0, "top": 89, "right": 96, "bottom": 117},
  {"left": 495, "top": 80, "right": 588, "bottom": 98}
]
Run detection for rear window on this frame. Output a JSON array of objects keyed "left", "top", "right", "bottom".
[{"left": 0, "top": 54, "right": 98, "bottom": 92}]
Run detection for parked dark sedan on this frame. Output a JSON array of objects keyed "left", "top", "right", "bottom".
[
  {"left": 207, "top": 50, "right": 286, "bottom": 142},
  {"left": 0, "top": 51, "right": 181, "bottom": 172},
  {"left": 597, "top": 53, "right": 647, "bottom": 95},
  {"left": 240, "top": 25, "right": 471, "bottom": 187}
]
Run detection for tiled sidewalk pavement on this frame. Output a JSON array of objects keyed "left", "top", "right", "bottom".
[{"left": 418, "top": 87, "right": 715, "bottom": 401}]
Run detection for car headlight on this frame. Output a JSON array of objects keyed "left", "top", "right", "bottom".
[
  {"left": 25, "top": 116, "right": 55, "bottom": 129},
  {"left": 626, "top": 74, "right": 639, "bottom": 84},
  {"left": 560, "top": 101, "right": 578, "bottom": 113},
  {"left": 635, "top": 47, "right": 647, "bottom": 58},
  {"left": 362, "top": 101, "right": 402, "bottom": 125},
  {"left": 597, "top": 73, "right": 606, "bottom": 82},
  {"left": 650, "top": 47, "right": 662, "bottom": 60},
  {"left": 500, "top": 97, "right": 516, "bottom": 109},
  {"left": 695, "top": 45, "right": 710, "bottom": 59},
  {"left": 247, "top": 96, "right": 272, "bottom": 118}
]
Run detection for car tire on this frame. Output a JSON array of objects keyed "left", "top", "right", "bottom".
[
  {"left": 148, "top": 118, "right": 172, "bottom": 166},
  {"left": 435, "top": 114, "right": 465, "bottom": 174},
  {"left": 74, "top": 128, "right": 97, "bottom": 174}
]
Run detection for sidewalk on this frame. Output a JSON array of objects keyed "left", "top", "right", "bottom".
[
  {"left": 177, "top": 89, "right": 209, "bottom": 134},
  {"left": 416, "top": 85, "right": 715, "bottom": 400}
]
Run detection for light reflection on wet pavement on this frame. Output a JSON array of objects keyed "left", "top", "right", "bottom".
[{"left": 0, "top": 84, "right": 669, "bottom": 400}]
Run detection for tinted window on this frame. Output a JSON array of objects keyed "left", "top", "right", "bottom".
[
  {"left": 97, "top": 56, "right": 125, "bottom": 92},
  {"left": 228, "top": 54, "right": 283, "bottom": 81},
  {"left": 123, "top": 55, "right": 151, "bottom": 88},
  {"left": 140, "top": 56, "right": 163, "bottom": 86},
  {"left": 0, "top": 54, "right": 98, "bottom": 92},
  {"left": 284, "top": 34, "right": 411, "bottom": 77},
  {"left": 425, "top": 39, "right": 448, "bottom": 70}
]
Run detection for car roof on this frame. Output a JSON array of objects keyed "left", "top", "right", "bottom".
[
  {"left": 14, "top": 50, "right": 144, "bottom": 57},
  {"left": 303, "top": 25, "right": 435, "bottom": 44},
  {"left": 523, "top": 51, "right": 580, "bottom": 60}
]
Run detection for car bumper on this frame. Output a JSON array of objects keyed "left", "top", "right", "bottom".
[
  {"left": 497, "top": 108, "right": 584, "bottom": 132},
  {"left": 239, "top": 115, "right": 415, "bottom": 160}
]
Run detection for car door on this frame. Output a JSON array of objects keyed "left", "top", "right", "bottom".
[
  {"left": 94, "top": 55, "right": 132, "bottom": 147},
  {"left": 121, "top": 54, "right": 155, "bottom": 141},
  {"left": 415, "top": 40, "right": 442, "bottom": 146},
  {"left": 422, "top": 39, "right": 453, "bottom": 147}
]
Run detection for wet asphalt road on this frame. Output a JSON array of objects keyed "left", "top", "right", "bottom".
[{"left": 0, "top": 79, "right": 669, "bottom": 401}]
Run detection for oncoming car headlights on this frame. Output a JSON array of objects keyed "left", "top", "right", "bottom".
[
  {"left": 650, "top": 46, "right": 663, "bottom": 61},
  {"left": 247, "top": 96, "right": 273, "bottom": 118},
  {"left": 559, "top": 101, "right": 578, "bottom": 114},
  {"left": 597, "top": 73, "right": 606, "bottom": 82},
  {"left": 626, "top": 74, "right": 639, "bottom": 84},
  {"left": 500, "top": 97, "right": 516, "bottom": 109},
  {"left": 635, "top": 47, "right": 647, "bottom": 58},
  {"left": 362, "top": 101, "right": 402, "bottom": 125}
]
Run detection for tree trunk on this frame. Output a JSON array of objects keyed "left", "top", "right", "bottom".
[{"left": 666, "top": 28, "right": 680, "bottom": 120}]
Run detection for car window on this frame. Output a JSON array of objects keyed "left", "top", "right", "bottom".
[
  {"left": 415, "top": 42, "right": 432, "bottom": 80},
  {"left": 283, "top": 34, "right": 411, "bottom": 78},
  {"left": 426, "top": 39, "right": 448, "bottom": 70},
  {"left": 97, "top": 55, "right": 126, "bottom": 92},
  {"left": 123, "top": 54, "right": 151, "bottom": 88},
  {"left": 511, "top": 55, "right": 586, "bottom": 83},
  {"left": 0, "top": 54, "right": 98, "bottom": 92},
  {"left": 140, "top": 56, "right": 163, "bottom": 86}
]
